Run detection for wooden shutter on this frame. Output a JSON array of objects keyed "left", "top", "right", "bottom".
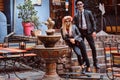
[{"left": 0, "top": 0, "right": 4, "bottom": 11}]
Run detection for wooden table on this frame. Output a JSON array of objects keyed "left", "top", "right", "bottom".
[{"left": 0, "top": 47, "right": 36, "bottom": 79}]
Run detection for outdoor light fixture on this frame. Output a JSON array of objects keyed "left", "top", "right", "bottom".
[
  {"left": 19, "top": 42, "right": 26, "bottom": 50},
  {"left": 65, "top": 0, "right": 69, "bottom": 11}
]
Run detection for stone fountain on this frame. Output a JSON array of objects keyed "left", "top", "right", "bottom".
[{"left": 34, "top": 17, "right": 69, "bottom": 80}]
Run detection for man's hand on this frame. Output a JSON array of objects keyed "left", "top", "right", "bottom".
[{"left": 70, "top": 38, "right": 75, "bottom": 44}]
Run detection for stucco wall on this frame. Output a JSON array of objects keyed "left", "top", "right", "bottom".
[{"left": 15, "top": 0, "right": 50, "bottom": 35}]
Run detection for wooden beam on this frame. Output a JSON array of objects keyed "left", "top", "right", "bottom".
[
  {"left": 71, "top": 0, "right": 74, "bottom": 17},
  {"left": 0, "top": 0, "right": 4, "bottom": 11}
]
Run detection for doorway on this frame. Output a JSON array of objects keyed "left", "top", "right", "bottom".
[{"left": 49, "top": 0, "right": 74, "bottom": 29}]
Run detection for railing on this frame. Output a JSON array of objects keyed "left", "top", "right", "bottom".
[{"left": 4, "top": 32, "right": 15, "bottom": 43}]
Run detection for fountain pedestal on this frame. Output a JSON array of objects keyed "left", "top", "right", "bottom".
[{"left": 34, "top": 45, "right": 69, "bottom": 80}]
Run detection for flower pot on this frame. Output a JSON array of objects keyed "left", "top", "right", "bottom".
[
  {"left": 22, "top": 22, "right": 34, "bottom": 36},
  {"left": 31, "top": 29, "right": 42, "bottom": 45},
  {"left": 31, "top": 29, "right": 41, "bottom": 37}
]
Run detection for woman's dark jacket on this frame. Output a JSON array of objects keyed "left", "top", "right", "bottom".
[{"left": 61, "top": 25, "right": 82, "bottom": 47}]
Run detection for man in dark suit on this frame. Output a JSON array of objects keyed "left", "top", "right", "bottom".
[{"left": 73, "top": 0, "right": 100, "bottom": 70}]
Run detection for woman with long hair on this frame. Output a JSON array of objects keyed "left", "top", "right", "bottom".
[{"left": 61, "top": 16, "right": 91, "bottom": 73}]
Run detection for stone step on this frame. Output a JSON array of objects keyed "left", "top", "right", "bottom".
[
  {"left": 71, "top": 55, "right": 104, "bottom": 60},
  {"left": 87, "top": 47, "right": 104, "bottom": 50},
  {"left": 72, "top": 52, "right": 104, "bottom": 59},
  {"left": 71, "top": 62, "right": 108, "bottom": 68},
  {"left": 72, "top": 55, "right": 105, "bottom": 60},
  {"left": 71, "top": 57, "right": 107, "bottom": 69},
  {"left": 70, "top": 66, "right": 106, "bottom": 74},
  {"left": 85, "top": 41, "right": 103, "bottom": 49},
  {"left": 72, "top": 47, "right": 105, "bottom": 58},
  {"left": 62, "top": 72, "right": 109, "bottom": 80}
]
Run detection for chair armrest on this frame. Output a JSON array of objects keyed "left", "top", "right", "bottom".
[{"left": 4, "top": 32, "right": 15, "bottom": 42}]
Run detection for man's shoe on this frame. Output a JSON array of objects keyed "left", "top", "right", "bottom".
[
  {"left": 81, "top": 68, "right": 86, "bottom": 74},
  {"left": 86, "top": 67, "right": 91, "bottom": 72},
  {"left": 86, "top": 74, "right": 91, "bottom": 77},
  {"left": 94, "top": 64, "right": 100, "bottom": 69}
]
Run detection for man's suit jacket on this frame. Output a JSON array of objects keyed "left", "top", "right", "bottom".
[{"left": 73, "top": 9, "right": 96, "bottom": 34}]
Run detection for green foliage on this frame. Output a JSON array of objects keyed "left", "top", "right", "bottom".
[{"left": 17, "top": 0, "right": 41, "bottom": 29}]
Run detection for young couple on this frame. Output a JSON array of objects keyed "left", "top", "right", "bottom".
[{"left": 61, "top": 0, "right": 99, "bottom": 74}]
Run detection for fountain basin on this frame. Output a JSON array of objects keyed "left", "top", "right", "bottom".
[
  {"left": 34, "top": 45, "right": 69, "bottom": 80},
  {"left": 37, "top": 35, "right": 61, "bottom": 48},
  {"left": 34, "top": 45, "right": 68, "bottom": 60}
]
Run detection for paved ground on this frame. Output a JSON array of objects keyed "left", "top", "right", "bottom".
[
  {"left": 0, "top": 62, "right": 110, "bottom": 80},
  {"left": 0, "top": 70, "right": 44, "bottom": 80},
  {"left": 0, "top": 43, "right": 113, "bottom": 80},
  {"left": 0, "top": 69, "right": 110, "bottom": 80}
]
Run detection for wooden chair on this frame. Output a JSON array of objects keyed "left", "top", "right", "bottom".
[
  {"left": 103, "top": 40, "right": 120, "bottom": 80},
  {"left": 111, "top": 53, "right": 120, "bottom": 80}
]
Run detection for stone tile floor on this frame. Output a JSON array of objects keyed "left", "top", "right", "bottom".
[
  {"left": 2, "top": 71, "right": 120, "bottom": 80},
  {"left": 0, "top": 70, "right": 110, "bottom": 80},
  {"left": 0, "top": 70, "right": 44, "bottom": 80}
]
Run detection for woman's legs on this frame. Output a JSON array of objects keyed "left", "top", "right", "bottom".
[
  {"left": 73, "top": 46, "right": 83, "bottom": 66},
  {"left": 73, "top": 46, "right": 86, "bottom": 74},
  {"left": 78, "top": 40, "right": 90, "bottom": 68}
]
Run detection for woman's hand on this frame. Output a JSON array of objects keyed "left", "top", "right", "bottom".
[
  {"left": 70, "top": 38, "right": 75, "bottom": 44},
  {"left": 92, "top": 32, "right": 96, "bottom": 39}
]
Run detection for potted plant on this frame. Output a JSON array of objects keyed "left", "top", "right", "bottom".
[
  {"left": 17, "top": 0, "right": 41, "bottom": 36},
  {"left": 31, "top": 15, "right": 42, "bottom": 37}
]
